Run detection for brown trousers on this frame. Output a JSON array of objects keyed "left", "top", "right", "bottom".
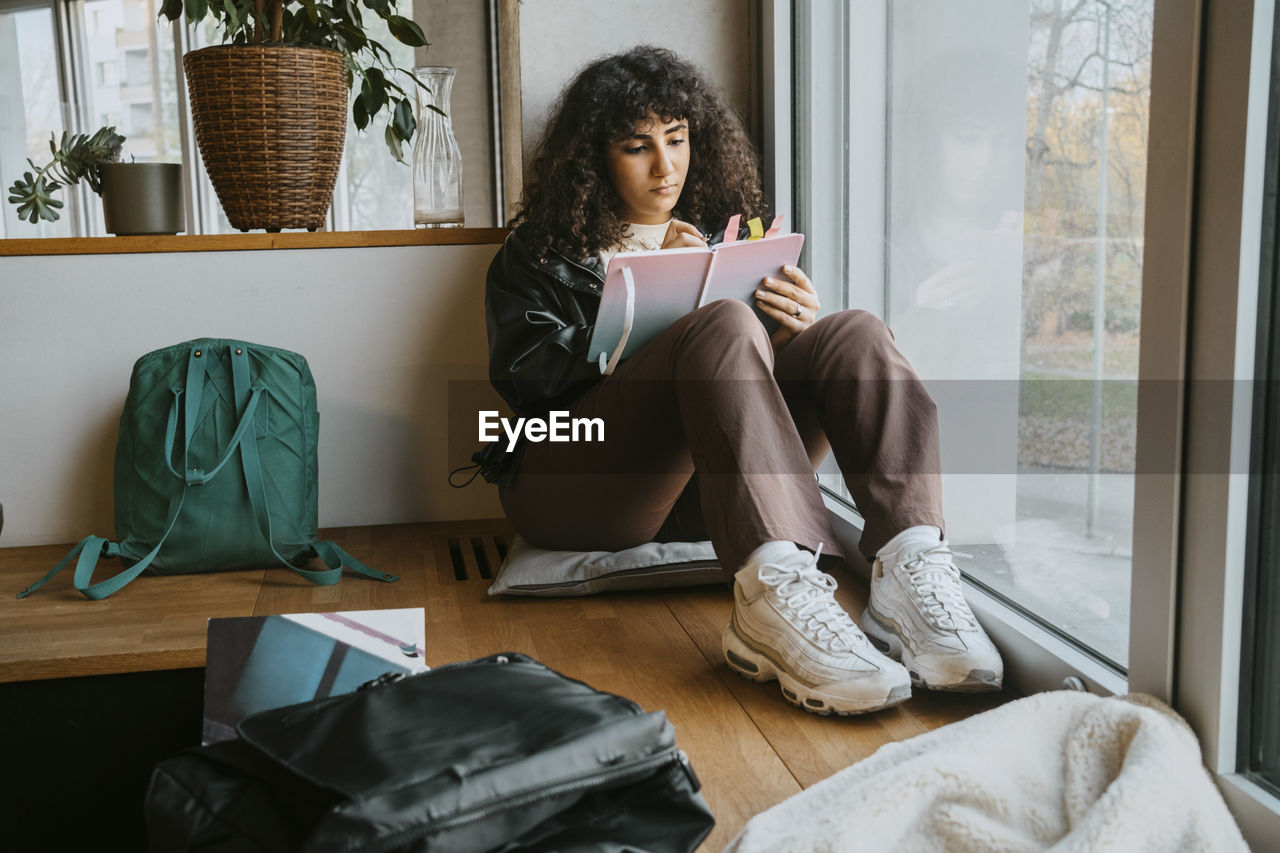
[{"left": 499, "top": 299, "right": 945, "bottom": 573}]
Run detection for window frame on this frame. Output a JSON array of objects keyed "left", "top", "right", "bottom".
[{"left": 1168, "top": 0, "right": 1280, "bottom": 843}]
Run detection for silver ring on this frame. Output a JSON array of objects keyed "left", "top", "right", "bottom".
[{"left": 792, "top": 304, "right": 802, "bottom": 318}]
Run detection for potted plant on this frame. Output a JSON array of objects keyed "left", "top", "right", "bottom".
[
  {"left": 6, "top": 127, "right": 186, "bottom": 235},
  {"left": 159, "top": 0, "right": 428, "bottom": 232}
]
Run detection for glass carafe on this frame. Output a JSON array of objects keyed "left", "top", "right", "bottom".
[{"left": 412, "top": 66, "right": 464, "bottom": 227}]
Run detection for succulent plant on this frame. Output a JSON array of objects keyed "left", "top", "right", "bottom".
[{"left": 7, "top": 126, "right": 126, "bottom": 224}]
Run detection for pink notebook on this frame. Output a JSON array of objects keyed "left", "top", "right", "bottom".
[{"left": 587, "top": 225, "right": 805, "bottom": 374}]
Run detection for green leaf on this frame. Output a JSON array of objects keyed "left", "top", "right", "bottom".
[
  {"left": 158, "top": 0, "right": 183, "bottom": 22},
  {"left": 352, "top": 94, "right": 369, "bottom": 131},
  {"left": 335, "top": 22, "right": 367, "bottom": 52},
  {"left": 392, "top": 96, "right": 415, "bottom": 143},
  {"left": 7, "top": 171, "right": 66, "bottom": 224},
  {"left": 363, "top": 66, "right": 387, "bottom": 104},
  {"left": 358, "top": 70, "right": 387, "bottom": 124},
  {"left": 183, "top": 0, "right": 205, "bottom": 23},
  {"left": 384, "top": 123, "right": 406, "bottom": 163},
  {"left": 386, "top": 15, "right": 426, "bottom": 47}
]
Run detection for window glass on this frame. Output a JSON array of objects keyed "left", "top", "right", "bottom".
[
  {"left": 820, "top": 0, "right": 1154, "bottom": 669},
  {"left": 331, "top": 12, "right": 416, "bottom": 231},
  {"left": 72, "top": 0, "right": 182, "bottom": 235},
  {"left": 0, "top": 2, "right": 72, "bottom": 238},
  {"left": 75, "top": 0, "right": 181, "bottom": 167}
]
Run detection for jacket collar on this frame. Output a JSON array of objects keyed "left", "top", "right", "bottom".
[{"left": 507, "top": 227, "right": 604, "bottom": 293}]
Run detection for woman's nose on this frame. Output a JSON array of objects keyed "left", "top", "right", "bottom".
[{"left": 652, "top": 147, "right": 675, "bottom": 176}]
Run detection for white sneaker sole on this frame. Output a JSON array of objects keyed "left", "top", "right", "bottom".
[
  {"left": 721, "top": 622, "right": 911, "bottom": 715},
  {"left": 861, "top": 607, "right": 1002, "bottom": 693}
]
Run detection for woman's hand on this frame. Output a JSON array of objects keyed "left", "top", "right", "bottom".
[
  {"left": 755, "top": 264, "right": 820, "bottom": 351},
  {"left": 661, "top": 219, "right": 708, "bottom": 250}
]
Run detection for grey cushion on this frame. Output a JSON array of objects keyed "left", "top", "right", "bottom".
[{"left": 487, "top": 536, "right": 723, "bottom": 597}]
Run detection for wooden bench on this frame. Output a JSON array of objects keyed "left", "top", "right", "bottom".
[{"left": 0, "top": 519, "right": 1011, "bottom": 850}]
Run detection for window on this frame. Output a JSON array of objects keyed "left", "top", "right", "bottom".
[
  {"left": 795, "top": 0, "right": 1152, "bottom": 674},
  {"left": 1240, "top": 0, "right": 1280, "bottom": 807},
  {"left": 1245, "top": 166, "right": 1280, "bottom": 797},
  {"left": 122, "top": 47, "right": 149, "bottom": 88},
  {"left": 126, "top": 100, "right": 151, "bottom": 135},
  {"left": 0, "top": 0, "right": 70, "bottom": 239},
  {"left": 95, "top": 59, "right": 117, "bottom": 85},
  {"left": 328, "top": 11, "right": 415, "bottom": 231},
  {"left": 0, "top": 0, "right": 469, "bottom": 238},
  {"left": 786, "top": 0, "right": 1278, "bottom": 841}
]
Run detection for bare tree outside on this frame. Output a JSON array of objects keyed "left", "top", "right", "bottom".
[{"left": 1020, "top": 0, "right": 1152, "bottom": 475}]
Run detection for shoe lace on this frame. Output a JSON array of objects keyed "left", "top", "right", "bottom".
[
  {"left": 895, "top": 541, "right": 978, "bottom": 632},
  {"left": 758, "top": 544, "right": 866, "bottom": 652}
]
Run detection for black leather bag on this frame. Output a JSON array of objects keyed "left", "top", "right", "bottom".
[{"left": 145, "top": 652, "right": 714, "bottom": 852}]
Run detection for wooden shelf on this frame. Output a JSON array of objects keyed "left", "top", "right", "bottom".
[{"left": 0, "top": 227, "right": 509, "bottom": 257}]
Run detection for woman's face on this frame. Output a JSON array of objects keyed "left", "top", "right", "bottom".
[{"left": 605, "top": 113, "right": 691, "bottom": 225}]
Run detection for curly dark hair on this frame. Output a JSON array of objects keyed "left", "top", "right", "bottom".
[{"left": 513, "top": 45, "right": 766, "bottom": 260}]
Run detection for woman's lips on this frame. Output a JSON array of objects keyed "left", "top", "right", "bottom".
[{"left": 652, "top": 185, "right": 679, "bottom": 194}]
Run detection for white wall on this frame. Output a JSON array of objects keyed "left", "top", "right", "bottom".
[
  {"left": 0, "top": 243, "right": 505, "bottom": 547},
  {"left": 516, "top": 0, "right": 757, "bottom": 168}
]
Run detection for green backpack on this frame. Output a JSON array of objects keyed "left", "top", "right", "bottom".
[{"left": 19, "top": 339, "right": 398, "bottom": 600}]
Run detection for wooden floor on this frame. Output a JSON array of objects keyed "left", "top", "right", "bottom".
[{"left": 1, "top": 519, "right": 1014, "bottom": 850}]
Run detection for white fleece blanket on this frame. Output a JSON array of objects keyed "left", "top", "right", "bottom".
[{"left": 725, "top": 691, "right": 1249, "bottom": 852}]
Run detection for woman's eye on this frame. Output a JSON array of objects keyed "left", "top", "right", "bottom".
[
  {"left": 624, "top": 145, "right": 647, "bottom": 155},
  {"left": 669, "top": 137, "right": 686, "bottom": 147}
]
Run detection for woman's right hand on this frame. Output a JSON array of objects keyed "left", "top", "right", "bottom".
[{"left": 661, "top": 219, "right": 708, "bottom": 250}]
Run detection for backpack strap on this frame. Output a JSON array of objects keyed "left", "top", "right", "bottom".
[
  {"left": 229, "top": 346, "right": 397, "bottom": 586},
  {"left": 17, "top": 487, "right": 189, "bottom": 600}
]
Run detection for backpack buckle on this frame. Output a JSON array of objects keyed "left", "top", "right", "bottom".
[{"left": 185, "top": 467, "right": 207, "bottom": 486}]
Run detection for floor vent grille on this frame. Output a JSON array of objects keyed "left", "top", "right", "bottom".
[{"left": 439, "top": 531, "right": 510, "bottom": 582}]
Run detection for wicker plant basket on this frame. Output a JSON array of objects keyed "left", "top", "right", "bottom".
[{"left": 183, "top": 44, "right": 347, "bottom": 232}]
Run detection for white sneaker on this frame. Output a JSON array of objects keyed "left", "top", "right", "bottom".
[
  {"left": 722, "top": 541, "right": 912, "bottom": 715},
  {"left": 862, "top": 540, "right": 1003, "bottom": 692}
]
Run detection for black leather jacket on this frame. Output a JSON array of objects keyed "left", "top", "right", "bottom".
[
  {"left": 474, "top": 220, "right": 746, "bottom": 486},
  {"left": 486, "top": 226, "right": 608, "bottom": 419}
]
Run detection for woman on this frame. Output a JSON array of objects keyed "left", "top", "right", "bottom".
[{"left": 479, "top": 46, "right": 1002, "bottom": 715}]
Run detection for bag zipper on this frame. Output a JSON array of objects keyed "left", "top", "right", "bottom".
[{"left": 364, "top": 746, "right": 698, "bottom": 852}]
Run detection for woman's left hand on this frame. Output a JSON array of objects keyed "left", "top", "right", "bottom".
[{"left": 755, "top": 264, "right": 820, "bottom": 351}]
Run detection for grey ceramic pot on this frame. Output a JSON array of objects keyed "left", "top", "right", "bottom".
[{"left": 99, "top": 162, "right": 185, "bottom": 235}]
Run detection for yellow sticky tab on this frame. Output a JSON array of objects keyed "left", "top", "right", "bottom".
[{"left": 747, "top": 217, "right": 764, "bottom": 240}]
